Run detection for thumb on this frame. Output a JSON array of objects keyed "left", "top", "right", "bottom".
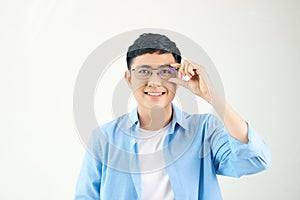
[{"left": 168, "top": 77, "right": 188, "bottom": 88}]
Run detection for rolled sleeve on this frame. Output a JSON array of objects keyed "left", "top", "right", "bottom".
[
  {"left": 228, "top": 122, "right": 272, "bottom": 165},
  {"left": 213, "top": 119, "right": 271, "bottom": 178}
]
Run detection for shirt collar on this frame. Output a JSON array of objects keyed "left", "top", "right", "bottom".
[
  {"left": 170, "top": 104, "right": 189, "bottom": 131},
  {"left": 119, "top": 103, "right": 189, "bottom": 131}
]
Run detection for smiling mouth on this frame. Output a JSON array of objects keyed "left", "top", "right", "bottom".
[{"left": 144, "top": 92, "right": 166, "bottom": 96}]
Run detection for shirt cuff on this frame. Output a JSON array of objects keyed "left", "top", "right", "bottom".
[{"left": 228, "top": 122, "right": 272, "bottom": 161}]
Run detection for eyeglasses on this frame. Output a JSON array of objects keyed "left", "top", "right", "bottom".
[{"left": 130, "top": 65, "right": 178, "bottom": 80}]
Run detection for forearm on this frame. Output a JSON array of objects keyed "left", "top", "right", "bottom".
[
  {"left": 221, "top": 103, "right": 248, "bottom": 143},
  {"left": 210, "top": 92, "right": 249, "bottom": 143}
]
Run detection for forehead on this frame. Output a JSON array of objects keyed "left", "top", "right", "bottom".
[{"left": 131, "top": 53, "right": 175, "bottom": 67}]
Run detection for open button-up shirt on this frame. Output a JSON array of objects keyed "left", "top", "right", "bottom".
[{"left": 75, "top": 104, "right": 271, "bottom": 200}]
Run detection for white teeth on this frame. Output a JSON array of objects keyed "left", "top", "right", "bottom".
[{"left": 147, "top": 92, "right": 163, "bottom": 96}]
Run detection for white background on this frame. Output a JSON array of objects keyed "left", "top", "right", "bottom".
[{"left": 1, "top": 0, "right": 299, "bottom": 199}]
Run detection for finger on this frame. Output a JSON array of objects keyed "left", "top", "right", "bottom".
[
  {"left": 183, "top": 61, "right": 196, "bottom": 77},
  {"left": 187, "top": 64, "right": 196, "bottom": 76},
  {"left": 183, "top": 61, "right": 191, "bottom": 76},
  {"left": 168, "top": 77, "right": 188, "bottom": 88},
  {"left": 190, "top": 61, "right": 205, "bottom": 76},
  {"left": 185, "top": 61, "right": 205, "bottom": 79},
  {"left": 170, "top": 63, "right": 184, "bottom": 79},
  {"left": 197, "top": 68, "right": 213, "bottom": 97},
  {"left": 197, "top": 67, "right": 210, "bottom": 84},
  {"left": 177, "top": 70, "right": 183, "bottom": 79},
  {"left": 178, "top": 62, "right": 185, "bottom": 76},
  {"left": 190, "top": 61, "right": 206, "bottom": 76},
  {"left": 170, "top": 63, "right": 181, "bottom": 70},
  {"left": 171, "top": 64, "right": 181, "bottom": 80}
]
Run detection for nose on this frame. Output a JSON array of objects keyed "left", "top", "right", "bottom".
[{"left": 147, "top": 71, "right": 162, "bottom": 87}]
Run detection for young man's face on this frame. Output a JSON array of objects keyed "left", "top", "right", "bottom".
[{"left": 125, "top": 52, "right": 177, "bottom": 111}]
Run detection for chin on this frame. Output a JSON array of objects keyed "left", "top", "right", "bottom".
[{"left": 142, "top": 100, "right": 173, "bottom": 110}]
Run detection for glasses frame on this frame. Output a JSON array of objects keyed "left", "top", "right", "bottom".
[{"left": 130, "top": 64, "right": 179, "bottom": 80}]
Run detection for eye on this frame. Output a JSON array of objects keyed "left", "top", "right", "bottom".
[
  {"left": 160, "top": 67, "right": 175, "bottom": 75},
  {"left": 138, "top": 69, "right": 151, "bottom": 75},
  {"left": 160, "top": 69, "right": 171, "bottom": 74}
]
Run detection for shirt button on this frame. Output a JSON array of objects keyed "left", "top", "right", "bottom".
[{"left": 131, "top": 138, "right": 136, "bottom": 143}]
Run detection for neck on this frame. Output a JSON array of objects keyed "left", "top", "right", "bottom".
[{"left": 137, "top": 105, "right": 173, "bottom": 131}]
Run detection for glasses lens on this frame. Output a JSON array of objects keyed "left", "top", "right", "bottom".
[
  {"left": 135, "top": 66, "right": 152, "bottom": 79},
  {"left": 158, "top": 66, "right": 176, "bottom": 79}
]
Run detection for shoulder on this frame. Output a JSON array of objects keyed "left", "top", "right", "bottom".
[
  {"left": 88, "top": 113, "right": 130, "bottom": 148},
  {"left": 98, "top": 113, "right": 129, "bottom": 133}
]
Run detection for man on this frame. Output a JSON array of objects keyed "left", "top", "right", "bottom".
[{"left": 75, "top": 33, "right": 271, "bottom": 200}]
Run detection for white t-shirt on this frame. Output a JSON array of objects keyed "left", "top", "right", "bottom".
[{"left": 137, "top": 123, "right": 175, "bottom": 200}]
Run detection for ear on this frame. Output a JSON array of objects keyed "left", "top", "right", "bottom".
[{"left": 124, "top": 70, "right": 132, "bottom": 88}]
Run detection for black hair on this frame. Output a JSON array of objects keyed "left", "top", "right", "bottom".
[{"left": 126, "top": 33, "right": 181, "bottom": 69}]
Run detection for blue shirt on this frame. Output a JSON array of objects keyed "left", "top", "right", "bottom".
[{"left": 75, "top": 105, "right": 271, "bottom": 200}]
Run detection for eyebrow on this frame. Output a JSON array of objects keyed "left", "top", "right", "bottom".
[{"left": 136, "top": 64, "right": 172, "bottom": 68}]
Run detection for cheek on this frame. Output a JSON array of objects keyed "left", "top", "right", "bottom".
[
  {"left": 130, "top": 80, "right": 147, "bottom": 92},
  {"left": 164, "top": 82, "right": 177, "bottom": 95}
]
